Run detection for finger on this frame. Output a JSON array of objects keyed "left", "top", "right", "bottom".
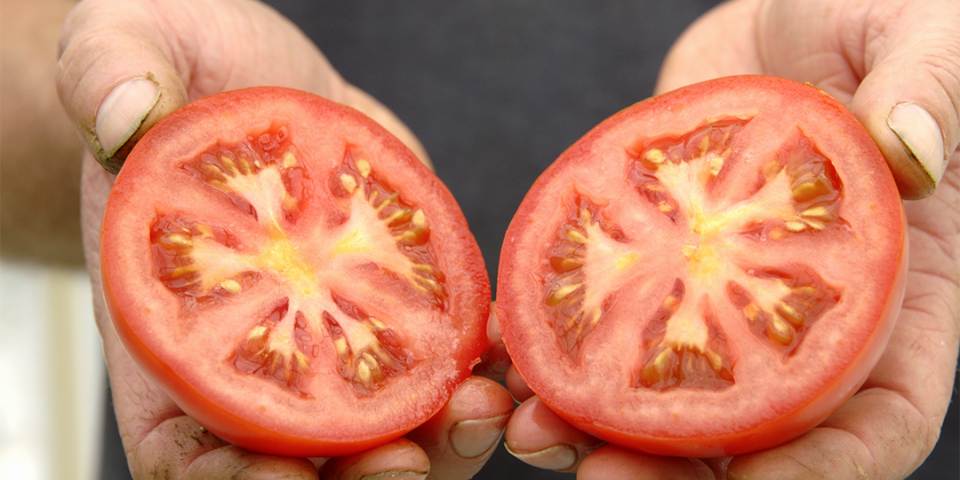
[
  {"left": 472, "top": 304, "right": 511, "bottom": 381},
  {"left": 319, "top": 439, "right": 429, "bottom": 480},
  {"left": 504, "top": 397, "right": 602, "bottom": 472},
  {"left": 406, "top": 376, "right": 513, "bottom": 479},
  {"left": 57, "top": 0, "right": 188, "bottom": 172},
  {"left": 845, "top": 0, "right": 960, "bottom": 198},
  {"left": 341, "top": 84, "right": 431, "bottom": 168},
  {"left": 505, "top": 365, "right": 534, "bottom": 402},
  {"left": 57, "top": 0, "right": 352, "bottom": 172},
  {"left": 654, "top": 0, "right": 764, "bottom": 94},
  {"left": 729, "top": 164, "right": 960, "bottom": 479},
  {"left": 575, "top": 446, "right": 714, "bottom": 480},
  {"left": 133, "top": 416, "right": 317, "bottom": 480}
]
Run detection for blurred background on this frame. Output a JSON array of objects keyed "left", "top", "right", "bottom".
[{"left": 1, "top": 1, "right": 956, "bottom": 479}]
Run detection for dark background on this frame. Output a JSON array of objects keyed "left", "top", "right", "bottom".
[{"left": 101, "top": 1, "right": 958, "bottom": 478}]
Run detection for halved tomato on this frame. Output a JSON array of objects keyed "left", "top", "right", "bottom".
[
  {"left": 498, "top": 76, "right": 906, "bottom": 456},
  {"left": 101, "top": 87, "right": 489, "bottom": 456}
]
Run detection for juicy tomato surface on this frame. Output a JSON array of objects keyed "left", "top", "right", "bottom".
[
  {"left": 498, "top": 76, "right": 906, "bottom": 457},
  {"left": 101, "top": 87, "right": 490, "bottom": 456}
]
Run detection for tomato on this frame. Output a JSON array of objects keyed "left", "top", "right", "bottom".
[
  {"left": 101, "top": 87, "right": 490, "bottom": 456},
  {"left": 497, "top": 76, "right": 906, "bottom": 457}
]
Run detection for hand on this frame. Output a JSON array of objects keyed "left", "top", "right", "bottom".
[
  {"left": 58, "top": 1, "right": 512, "bottom": 478},
  {"left": 503, "top": 0, "right": 959, "bottom": 478}
]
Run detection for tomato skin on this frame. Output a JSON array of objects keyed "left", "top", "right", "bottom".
[
  {"left": 101, "top": 87, "right": 490, "bottom": 456},
  {"left": 498, "top": 76, "right": 907, "bottom": 457}
]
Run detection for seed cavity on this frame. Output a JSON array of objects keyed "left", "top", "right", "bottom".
[
  {"left": 636, "top": 344, "right": 734, "bottom": 390},
  {"left": 542, "top": 197, "right": 613, "bottom": 353},
  {"left": 332, "top": 147, "right": 447, "bottom": 308},
  {"left": 628, "top": 118, "right": 749, "bottom": 224},
  {"left": 322, "top": 295, "right": 411, "bottom": 393},
  {"left": 151, "top": 216, "right": 255, "bottom": 307},
  {"left": 634, "top": 280, "right": 735, "bottom": 391},
  {"left": 727, "top": 267, "right": 841, "bottom": 356},
  {"left": 183, "top": 127, "right": 305, "bottom": 228},
  {"left": 233, "top": 300, "right": 316, "bottom": 395},
  {"left": 770, "top": 132, "right": 846, "bottom": 238}
]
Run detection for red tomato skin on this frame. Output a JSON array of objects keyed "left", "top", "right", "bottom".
[
  {"left": 498, "top": 75, "right": 907, "bottom": 457},
  {"left": 101, "top": 87, "right": 490, "bottom": 456}
]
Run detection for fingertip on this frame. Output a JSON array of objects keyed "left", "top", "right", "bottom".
[
  {"left": 447, "top": 376, "right": 515, "bottom": 422},
  {"left": 406, "top": 377, "right": 512, "bottom": 479},
  {"left": 505, "top": 365, "right": 534, "bottom": 402},
  {"left": 186, "top": 446, "right": 318, "bottom": 480},
  {"left": 320, "top": 439, "right": 429, "bottom": 480},
  {"left": 445, "top": 377, "right": 512, "bottom": 459},
  {"left": 486, "top": 302, "right": 501, "bottom": 348},
  {"left": 473, "top": 305, "right": 512, "bottom": 380},
  {"left": 851, "top": 90, "right": 948, "bottom": 199},
  {"left": 576, "top": 446, "right": 714, "bottom": 480},
  {"left": 56, "top": 0, "right": 188, "bottom": 173},
  {"left": 505, "top": 397, "right": 599, "bottom": 472}
]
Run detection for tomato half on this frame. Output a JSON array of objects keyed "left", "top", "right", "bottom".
[
  {"left": 498, "top": 76, "right": 906, "bottom": 456},
  {"left": 101, "top": 87, "right": 489, "bottom": 456}
]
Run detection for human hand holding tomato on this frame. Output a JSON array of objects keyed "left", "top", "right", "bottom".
[
  {"left": 503, "top": 0, "right": 959, "bottom": 478},
  {"left": 57, "top": 1, "right": 513, "bottom": 478}
]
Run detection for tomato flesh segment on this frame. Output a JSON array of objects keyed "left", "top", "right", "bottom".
[{"left": 148, "top": 127, "right": 448, "bottom": 395}]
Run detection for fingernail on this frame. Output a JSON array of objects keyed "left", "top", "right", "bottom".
[
  {"left": 359, "top": 472, "right": 427, "bottom": 480},
  {"left": 449, "top": 414, "right": 509, "bottom": 458},
  {"left": 887, "top": 102, "right": 947, "bottom": 184},
  {"left": 95, "top": 76, "right": 160, "bottom": 165},
  {"left": 505, "top": 443, "right": 578, "bottom": 471}
]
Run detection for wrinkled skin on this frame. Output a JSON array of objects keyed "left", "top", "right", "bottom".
[
  {"left": 60, "top": 1, "right": 513, "bottom": 478},
  {"left": 504, "top": 1, "right": 960, "bottom": 479}
]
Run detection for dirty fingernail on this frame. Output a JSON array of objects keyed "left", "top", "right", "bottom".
[
  {"left": 359, "top": 471, "right": 427, "bottom": 480},
  {"left": 95, "top": 76, "right": 160, "bottom": 162},
  {"left": 887, "top": 102, "right": 947, "bottom": 184},
  {"left": 506, "top": 443, "right": 578, "bottom": 471},
  {"left": 450, "top": 414, "right": 509, "bottom": 458}
]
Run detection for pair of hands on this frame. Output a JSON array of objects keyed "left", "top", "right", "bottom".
[{"left": 57, "top": 0, "right": 959, "bottom": 478}]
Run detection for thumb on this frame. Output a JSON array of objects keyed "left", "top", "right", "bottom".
[
  {"left": 56, "top": 0, "right": 187, "bottom": 173},
  {"left": 847, "top": 0, "right": 960, "bottom": 199}
]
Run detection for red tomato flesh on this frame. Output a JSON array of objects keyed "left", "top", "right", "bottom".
[
  {"left": 498, "top": 76, "right": 906, "bottom": 456},
  {"left": 101, "top": 87, "right": 489, "bottom": 456}
]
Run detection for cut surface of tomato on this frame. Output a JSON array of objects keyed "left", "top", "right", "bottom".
[
  {"left": 101, "top": 87, "right": 489, "bottom": 456},
  {"left": 498, "top": 76, "right": 906, "bottom": 456}
]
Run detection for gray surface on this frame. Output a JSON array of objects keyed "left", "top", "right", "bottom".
[{"left": 101, "top": 1, "right": 958, "bottom": 478}]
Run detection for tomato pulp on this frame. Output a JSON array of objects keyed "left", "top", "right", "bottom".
[
  {"left": 101, "top": 87, "right": 490, "bottom": 456},
  {"left": 498, "top": 76, "right": 906, "bottom": 456}
]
